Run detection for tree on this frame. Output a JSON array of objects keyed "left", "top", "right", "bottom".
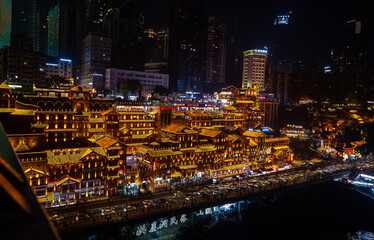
[
  {"left": 118, "top": 79, "right": 142, "bottom": 99},
  {"left": 152, "top": 85, "right": 170, "bottom": 97},
  {"left": 45, "top": 75, "right": 70, "bottom": 88}
]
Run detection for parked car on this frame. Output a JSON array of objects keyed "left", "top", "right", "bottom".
[
  {"left": 49, "top": 214, "right": 64, "bottom": 223},
  {"left": 124, "top": 205, "right": 137, "bottom": 212},
  {"left": 101, "top": 207, "right": 115, "bottom": 216},
  {"left": 173, "top": 191, "right": 184, "bottom": 196}
]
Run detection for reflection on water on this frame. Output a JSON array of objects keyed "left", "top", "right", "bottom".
[
  {"left": 84, "top": 182, "right": 374, "bottom": 240},
  {"left": 346, "top": 231, "right": 374, "bottom": 240},
  {"left": 132, "top": 202, "right": 242, "bottom": 239}
]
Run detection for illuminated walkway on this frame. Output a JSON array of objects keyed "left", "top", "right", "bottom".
[{"left": 58, "top": 166, "right": 358, "bottom": 237}]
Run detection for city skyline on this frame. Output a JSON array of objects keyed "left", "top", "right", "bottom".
[
  {"left": 1, "top": 0, "right": 373, "bottom": 97},
  {"left": 140, "top": 0, "right": 374, "bottom": 65}
]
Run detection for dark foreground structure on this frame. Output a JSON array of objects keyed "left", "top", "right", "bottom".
[{"left": 0, "top": 123, "right": 60, "bottom": 240}]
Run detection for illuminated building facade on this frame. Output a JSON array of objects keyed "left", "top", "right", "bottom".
[
  {"left": 47, "top": 2, "right": 60, "bottom": 57},
  {"left": 45, "top": 58, "right": 73, "bottom": 79},
  {"left": 12, "top": 135, "right": 126, "bottom": 206},
  {"left": 259, "top": 94, "right": 279, "bottom": 126},
  {"left": 217, "top": 85, "right": 264, "bottom": 129},
  {"left": 175, "top": 110, "right": 213, "bottom": 128},
  {"left": 281, "top": 124, "right": 309, "bottom": 139},
  {"left": 0, "top": 41, "right": 46, "bottom": 93},
  {"left": 242, "top": 49, "right": 267, "bottom": 91},
  {"left": 105, "top": 68, "right": 169, "bottom": 98},
  {"left": 0, "top": 81, "right": 292, "bottom": 203}
]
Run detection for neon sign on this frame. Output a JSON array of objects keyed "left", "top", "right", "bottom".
[
  {"left": 246, "top": 90, "right": 257, "bottom": 96},
  {"left": 133, "top": 205, "right": 225, "bottom": 237},
  {"left": 135, "top": 213, "right": 188, "bottom": 237}
]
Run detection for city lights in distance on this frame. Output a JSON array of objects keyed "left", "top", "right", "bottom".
[
  {"left": 254, "top": 49, "right": 267, "bottom": 53},
  {"left": 60, "top": 58, "right": 72, "bottom": 62}
]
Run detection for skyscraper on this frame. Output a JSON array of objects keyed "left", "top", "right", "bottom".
[
  {"left": 1, "top": 37, "right": 46, "bottom": 93},
  {"left": 144, "top": 27, "right": 169, "bottom": 74},
  {"left": 83, "top": 0, "right": 110, "bottom": 36},
  {"left": 11, "top": 0, "right": 48, "bottom": 54},
  {"left": 205, "top": 16, "right": 227, "bottom": 93},
  {"left": 47, "top": 2, "right": 60, "bottom": 57},
  {"left": 169, "top": 0, "right": 206, "bottom": 93},
  {"left": 222, "top": 5, "right": 241, "bottom": 88},
  {"left": 242, "top": 49, "right": 267, "bottom": 91},
  {"left": 328, "top": 19, "right": 370, "bottom": 100},
  {"left": 269, "top": 11, "right": 294, "bottom": 73},
  {"left": 104, "top": 0, "right": 145, "bottom": 71},
  {"left": 79, "top": 32, "right": 111, "bottom": 91},
  {"left": 330, "top": 20, "right": 367, "bottom": 75},
  {"left": 47, "top": 0, "right": 84, "bottom": 77},
  {"left": 45, "top": 57, "right": 73, "bottom": 79}
]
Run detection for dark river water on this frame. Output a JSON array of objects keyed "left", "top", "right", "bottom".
[
  {"left": 187, "top": 182, "right": 374, "bottom": 240},
  {"left": 70, "top": 181, "right": 374, "bottom": 240}
]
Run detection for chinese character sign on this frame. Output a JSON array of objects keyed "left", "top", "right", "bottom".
[{"left": 133, "top": 213, "right": 189, "bottom": 237}]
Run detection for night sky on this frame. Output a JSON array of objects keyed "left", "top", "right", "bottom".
[{"left": 139, "top": 0, "right": 374, "bottom": 65}]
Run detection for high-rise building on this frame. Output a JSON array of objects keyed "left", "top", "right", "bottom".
[
  {"left": 222, "top": 5, "right": 242, "bottom": 88},
  {"left": 330, "top": 20, "right": 367, "bottom": 76},
  {"left": 105, "top": 68, "right": 169, "bottom": 98},
  {"left": 79, "top": 32, "right": 111, "bottom": 91},
  {"left": 83, "top": 0, "right": 110, "bottom": 36},
  {"left": 11, "top": 0, "right": 48, "bottom": 54},
  {"left": 0, "top": 42, "right": 46, "bottom": 93},
  {"left": 169, "top": 0, "right": 206, "bottom": 93},
  {"left": 144, "top": 28, "right": 169, "bottom": 63},
  {"left": 259, "top": 94, "right": 279, "bottom": 127},
  {"left": 47, "top": 0, "right": 84, "bottom": 77},
  {"left": 157, "top": 28, "right": 169, "bottom": 63},
  {"left": 276, "top": 58, "right": 318, "bottom": 74},
  {"left": 104, "top": 1, "right": 145, "bottom": 71},
  {"left": 47, "top": 2, "right": 60, "bottom": 57},
  {"left": 242, "top": 49, "right": 268, "bottom": 91},
  {"left": 45, "top": 57, "right": 73, "bottom": 79},
  {"left": 0, "top": 0, "right": 12, "bottom": 48},
  {"left": 205, "top": 16, "right": 227, "bottom": 93},
  {"left": 144, "top": 27, "right": 169, "bottom": 74},
  {"left": 144, "top": 28, "right": 158, "bottom": 64},
  {"left": 328, "top": 19, "right": 370, "bottom": 100},
  {"left": 269, "top": 11, "right": 294, "bottom": 73}
]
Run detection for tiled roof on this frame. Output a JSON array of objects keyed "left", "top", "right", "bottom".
[
  {"left": 243, "top": 130, "right": 265, "bottom": 138},
  {"left": 184, "top": 110, "right": 212, "bottom": 117},
  {"left": 148, "top": 149, "right": 183, "bottom": 157},
  {"left": 0, "top": 82, "right": 12, "bottom": 89},
  {"left": 96, "top": 136, "right": 118, "bottom": 148},
  {"left": 163, "top": 124, "right": 198, "bottom": 134},
  {"left": 24, "top": 168, "right": 48, "bottom": 176},
  {"left": 14, "top": 141, "right": 30, "bottom": 152},
  {"left": 55, "top": 176, "right": 80, "bottom": 186},
  {"left": 46, "top": 147, "right": 106, "bottom": 165},
  {"left": 10, "top": 109, "right": 36, "bottom": 116},
  {"left": 248, "top": 139, "right": 258, "bottom": 147},
  {"left": 199, "top": 128, "right": 221, "bottom": 138}
]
